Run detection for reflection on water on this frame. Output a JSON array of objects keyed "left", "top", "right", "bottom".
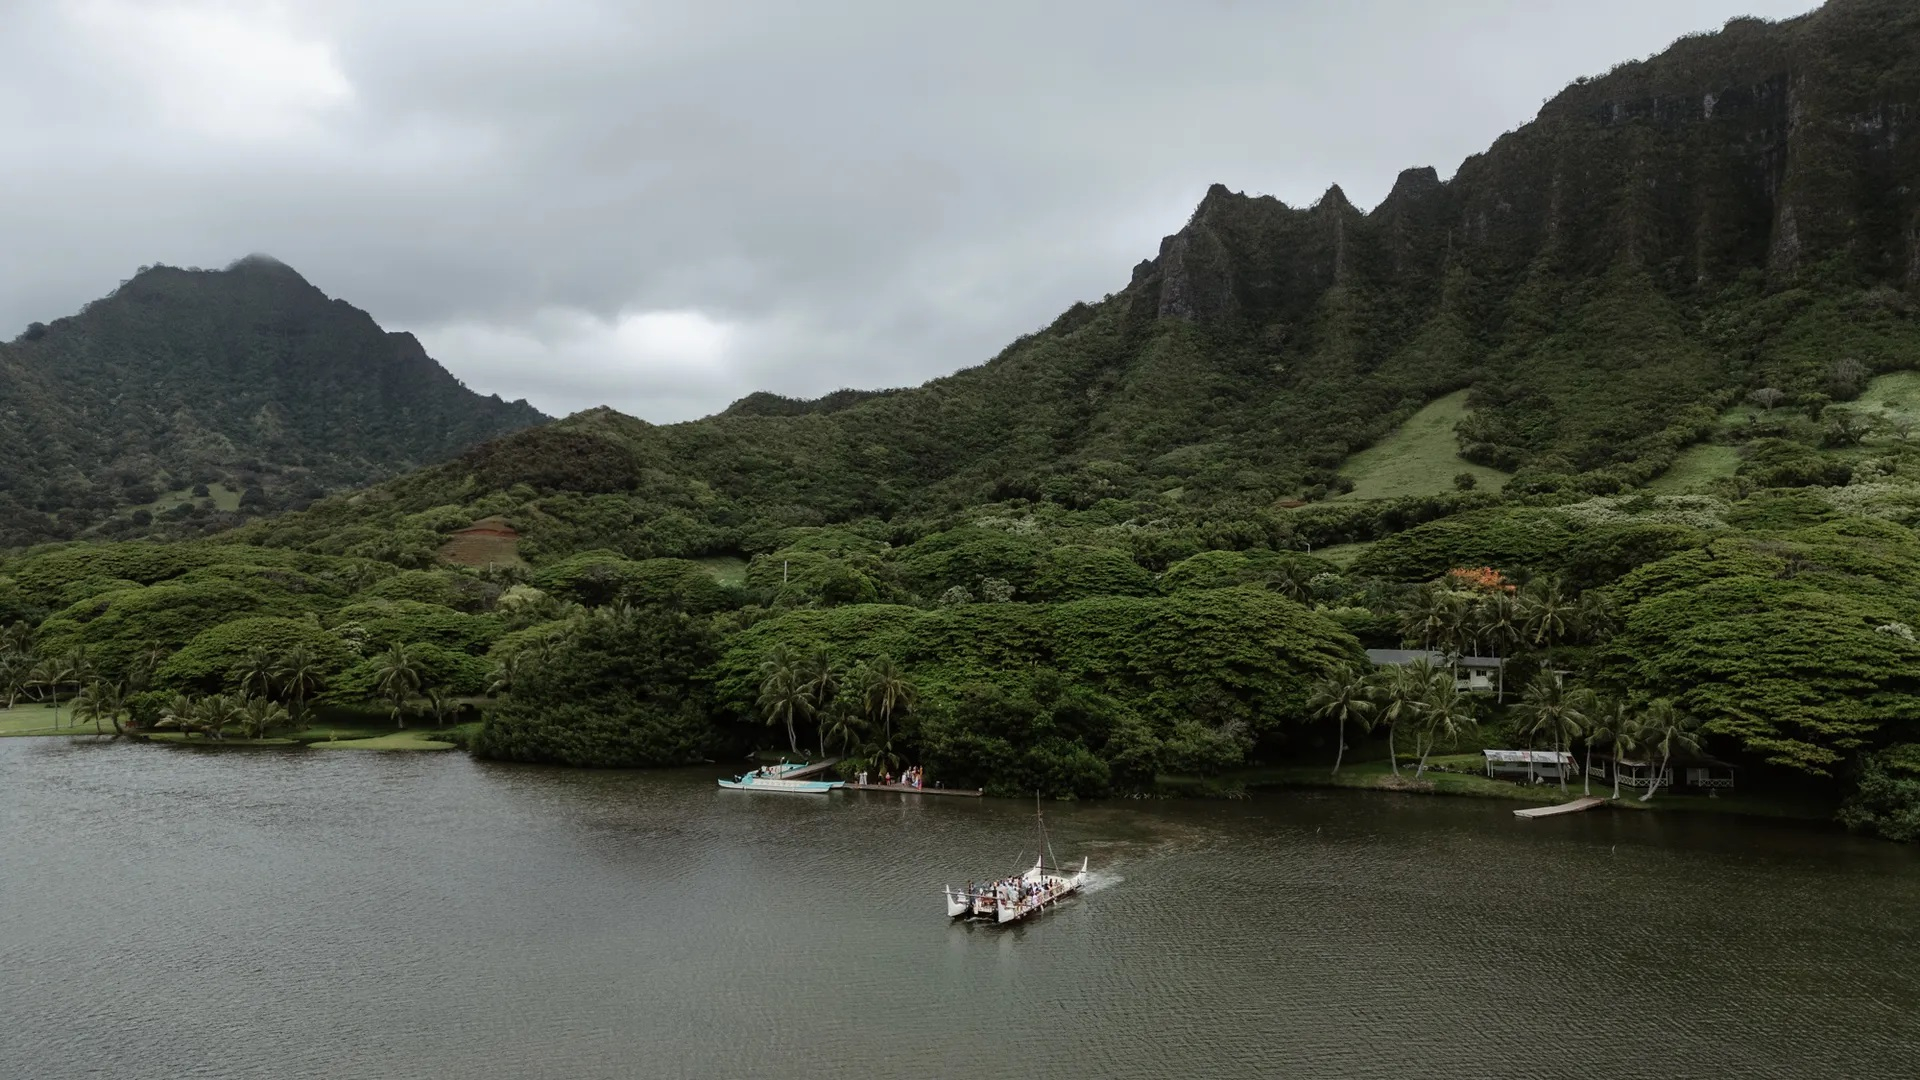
[{"left": 2, "top": 738, "right": 1917, "bottom": 1079}]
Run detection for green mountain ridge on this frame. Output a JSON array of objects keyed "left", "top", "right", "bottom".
[
  {"left": 310, "top": 0, "right": 1920, "bottom": 538},
  {"left": 0, "top": 255, "right": 547, "bottom": 549},
  {"left": 13, "top": 0, "right": 1920, "bottom": 838}
]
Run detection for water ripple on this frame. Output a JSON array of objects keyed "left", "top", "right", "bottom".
[{"left": 1, "top": 740, "right": 1916, "bottom": 1079}]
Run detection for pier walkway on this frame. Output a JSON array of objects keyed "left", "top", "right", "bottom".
[
  {"left": 1514, "top": 796, "right": 1606, "bottom": 819},
  {"left": 843, "top": 783, "right": 983, "bottom": 798}
]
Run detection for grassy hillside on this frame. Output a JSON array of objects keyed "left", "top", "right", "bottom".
[
  {"left": 1645, "top": 445, "right": 1743, "bottom": 493},
  {"left": 1337, "top": 392, "right": 1512, "bottom": 500}
]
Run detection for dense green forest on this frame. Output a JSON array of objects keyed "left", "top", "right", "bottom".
[
  {"left": 0, "top": 255, "right": 546, "bottom": 549},
  {"left": 7, "top": 0, "right": 1920, "bottom": 841}
]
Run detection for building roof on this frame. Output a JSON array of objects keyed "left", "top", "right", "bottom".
[
  {"left": 1365, "top": 649, "right": 1504, "bottom": 669},
  {"left": 1483, "top": 749, "right": 1575, "bottom": 764},
  {"left": 1607, "top": 755, "right": 1736, "bottom": 769}
]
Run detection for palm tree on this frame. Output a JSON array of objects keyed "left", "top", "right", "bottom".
[
  {"left": 487, "top": 652, "right": 524, "bottom": 697},
  {"left": 799, "top": 649, "right": 840, "bottom": 757},
  {"left": 1632, "top": 700, "right": 1702, "bottom": 803},
  {"left": 1520, "top": 577, "right": 1575, "bottom": 651},
  {"left": 273, "top": 645, "right": 325, "bottom": 727},
  {"left": 1475, "top": 591, "right": 1522, "bottom": 702},
  {"left": 868, "top": 737, "right": 903, "bottom": 781},
  {"left": 861, "top": 656, "right": 916, "bottom": 747},
  {"left": 125, "top": 645, "right": 169, "bottom": 694},
  {"left": 1264, "top": 565, "right": 1312, "bottom": 604},
  {"left": 0, "top": 653, "right": 28, "bottom": 709},
  {"left": 62, "top": 648, "right": 93, "bottom": 713},
  {"left": 1575, "top": 590, "right": 1618, "bottom": 644},
  {"left": 424, "top": 688, "right": 459, "bottom": 729},
  {"left": 236, "top": 646, "right": 278, "bottom": 701},
  {"left": 30, "top": 656, "right": 74, "bottom": 727},
  {"left": 372, "top": 644, "right": 422, "bottom": 729},
  {"left": 154, "top": 695, "right": 205, "bottom": 738},
  {"left": 1307, "top": 664, "right": 1376, "bottom": 776},
  {"left": 1369, "top": 659, "right": 1442, "bottom": 778},
  {"left": 757, "top": 661, "right": 813, "bottom": 756},
  {"left": 0, "top": 621, "right": 31, "bottom": 656},
  {"left": 1398, "top": 587, "right": 1460, "bottom": 652},
  {"left": 197, "top": 694, "right": 243, "bottom": 740},
  {"left": 1584, "top": 696, "right": 1633, "bottom": 798},
  {"left": 1435, "top": 596, "right": 1476, "bottom": 661},
  {"left": 71, "top": 679, "right": 130, "bottom": 736},
  {"left": 239, "top": 695, "right": 292, "bottom": 739},
  {"left": 1513, "top": 671, "right": 1589, "bottom": 790},
  {"left": 821, "top": 698, "right": 867, "bottom": 756},
  {"left": 1412, "top": 679, "right": 1477, "bottom": 779}
]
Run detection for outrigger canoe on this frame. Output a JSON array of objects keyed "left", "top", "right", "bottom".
[{"left": 718, "top": 762, "right": 843, "bottom": 793}]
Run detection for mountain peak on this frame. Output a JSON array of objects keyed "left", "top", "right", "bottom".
[
  {"left": 1315, "top": 184, "right": 1354, "bottom": 212},
  {"left": 0, "top": 265, "right": 547, "bottom": 546},
  {"left": 1383, "top": 167, "right": 1442, "bottom": 203},
  {"left": 225, "top": 252, "right": 301, "bottom": 275}
]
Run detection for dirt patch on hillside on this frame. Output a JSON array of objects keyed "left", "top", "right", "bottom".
[{"left": 438, "top": 515, "right": 524, "bottom": 567}]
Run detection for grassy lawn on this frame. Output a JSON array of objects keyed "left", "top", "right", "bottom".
[
  {"left": 1644, "top": 443, "right": 1743, "bottom": 493},
  {"left": 1311, "top": 541, "right": 1375, "bottom": 568},
  {"left": 134, "top": 482, "right": 241, "bottom": 514},
  {"left": 1228, "top": 759, "right": 1578, "bottom": 804},
  {"left": 1844, "top": 371, "right": 1920, "bottom": 448},
  {"left": 308, "top": 730, "right": 458, "bottom": 751},
  {"left": 0, "top": 703, "right": 81, "bottom": 737},
  {"left": 695, "top": 555, "right": 749, "bottom": 587},
  {"left": 1855, "top": 370, "right": 1920, "bottom": 418},
  {"left": 1222, "top": 756, "right": 1833, "bottom": 822},
  {"left": 1336, "top": 391, "right": 1511, "bottom": 500}
]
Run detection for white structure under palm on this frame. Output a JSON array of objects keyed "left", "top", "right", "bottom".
[{"left": 1365, "top": 649, "right": 1504, "bottom": 695}]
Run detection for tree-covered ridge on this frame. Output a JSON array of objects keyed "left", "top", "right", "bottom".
[
  {"left": 0, "top": 255, "right": 546, "bottom": 550},
  {"left": 180, "top": 0, "right": 1920, "bottom": 554},
  {"left": 13, "top": 0, "right": 1920, "bottom": 840}
]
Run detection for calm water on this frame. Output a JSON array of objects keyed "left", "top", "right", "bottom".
[{"left": 3, "top": 739, "right": 1917, "bottom": 1079}]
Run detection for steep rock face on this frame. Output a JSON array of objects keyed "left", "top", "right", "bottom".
[
  {"left": 0, "top": 257, "right": 546, "bottom": 546},
  {"left": 1135, "top": 1, "right": 1917, "bottom": 316},
  {"left": 70, "top": 0, "right": 1920, "bottom": 548},
  {"left": 1104, "top": 0, "right": 1920, "bottom": 480},
  {"left": 417, "top": 0, "right": 1917, "bottom": 527}
]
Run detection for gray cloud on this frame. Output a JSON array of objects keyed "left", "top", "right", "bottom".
[{"left": 2, "top": 0, "right": 1822, "bottom": 421}]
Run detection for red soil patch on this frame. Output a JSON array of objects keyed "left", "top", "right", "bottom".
[{"left": 438, "top": 516, "right": 524, "bottom": 567}]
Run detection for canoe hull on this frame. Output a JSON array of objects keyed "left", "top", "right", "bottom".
[
  {"left": 948, "top": 856, "right": 1090, "bottom": 924},
  {"left": 717, "top": 776, "right": 843, "bottom": 793}
]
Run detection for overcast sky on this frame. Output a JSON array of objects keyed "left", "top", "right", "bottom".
[{"left": 2, "top": 0, "right": 1823, "bottom": 422}]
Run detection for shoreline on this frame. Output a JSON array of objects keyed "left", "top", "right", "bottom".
[
  {"left": 4, "top": 711, "right": 1840, "bottom": 826},
  {"left": 1217, "top": 759, "right": 1837, "bottom": 824}
]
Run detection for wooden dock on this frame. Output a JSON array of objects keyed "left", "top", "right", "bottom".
[
  {"left": 1514, "top": 796, "right": 1606, "bottom": 819},
  {"left": 842, "top": 783, "right": 983, "bottom": 798}
]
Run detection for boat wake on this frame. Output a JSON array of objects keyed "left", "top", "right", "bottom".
[{"left": 1079, "top": 870, "right": 1124, "bottom": 895}]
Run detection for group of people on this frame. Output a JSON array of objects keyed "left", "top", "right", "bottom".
[
  {"left": 860, "top": 765, "right": 927, "bottom": 788},
  {"left": 966, "top": 875, "right": 1054, "bottom": 908}
]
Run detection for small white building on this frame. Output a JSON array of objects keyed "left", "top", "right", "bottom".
[
  {"left": 1366, "top": 649, "right": 1505, "bottom": 695},
  {"left": 1482, "top": 749, "right": 1578, "bottom": 782},
  {"left": 1592, "top": 755, "right": 1737, "bottom": 794}
]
